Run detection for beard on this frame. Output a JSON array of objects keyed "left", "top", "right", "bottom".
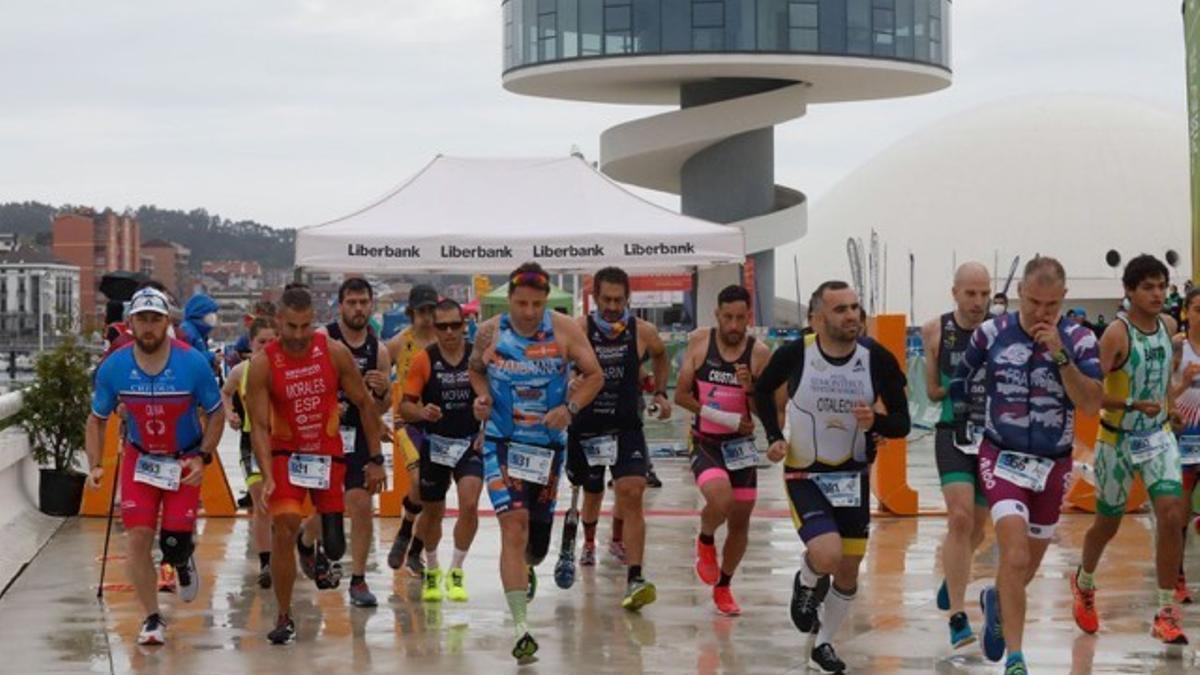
[
  {"left": 343, "top": 313, "right": 369, "bottom": 330},
  {"left": 134, "top": 331, "right": 165, "bottom": 354},
  {"left": 719, "top": 330, "right": 744, "bottom": 347},
  {"left": 282, "top": 336, "right": 310, "bottom": 354}
]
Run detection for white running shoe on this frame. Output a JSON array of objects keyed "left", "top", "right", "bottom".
[
  {"left": 177, "top": 555, "right": 200, "bottom": 603},
  {"left": 138, "top": 614, "right": 166, "bottom": 646}
]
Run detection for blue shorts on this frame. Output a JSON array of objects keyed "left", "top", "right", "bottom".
[{"left": 482, "top": 437, "right": 564, "bottom": 522}]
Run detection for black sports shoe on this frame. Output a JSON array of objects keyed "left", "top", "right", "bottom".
[
  {"left": 512, "top": 632, "right": 539, "bottom": 663},
  {"left": 297, "top": 534, "right": 317, "bottom": 580},
  {"left": 237, "top": 492, "right": 252, "bottom": 509},
  {"left": 387, "top": 531, "right": 412, "bottom": 571},
  {"left": 268, "top": 614, "right": 296, "bottom": 645},
  {"left": 809, "top": 642, "right": 846, "bottom": 674},
  {"left": 790, "top": 571, "right": 830, "bottom": 634},
  {"left": 646, "top": 466, "right": 663, "bottom": 488},
  {"left": 257, "top": 565, "right": 272, "bottom": 590}
]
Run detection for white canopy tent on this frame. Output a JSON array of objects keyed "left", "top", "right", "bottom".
[{"left": 293, "top": 155, "right": 745, "bottom": 273}]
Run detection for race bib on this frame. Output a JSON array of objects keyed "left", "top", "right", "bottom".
[
  {"left": 1180, "top": 435, "right": 1200, "bottom": 465},
  {"left": 429, "top": 434, "right": 470, "bottom": 468},
  {"left": 339, "top": 426, "right": 357, "bottom": 455},
  {"left": 507, "top": 443, "right": 555, "bottom": 485},
  {"left": 582, "top": 435, "right": 618, "bottom": 467},
  {"left": 811, "top": 472, "right": 862, "bottom": 507},
  {"left": 1128, "top": 429, "right": 1169, "bottom": 465},
  {"left": 953, "top": 422, "right": 983, "bottom": 456},
  {"left": 133, "top": 454, "right": 182, "bottom": 492},
  {"left": 288, "top": 453, "right": 332, "bottom": 490},
  {"left": 721, "top": 437, "right": 758, "bottom": 472},
  {"left": 994, "top": 451, "right": 1055, "bottom": 492}
]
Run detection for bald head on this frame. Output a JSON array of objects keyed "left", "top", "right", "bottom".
[{"left": 951, "top": 262, "right": 991, "bottom": 328}]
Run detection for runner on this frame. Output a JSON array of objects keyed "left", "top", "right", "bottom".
[
  {"left": 302, "top": 278, "right": 392, "bottom": 608},
  {"left": 1171, "top": 286, "right": 1200, "bottom": 604},
  {"left": 566, "top": 266, "right": 671, "bottom": 610},
  {"left": 468, "top": 262, "right": 603, "bottom": 662},
  {"left": 245, "top": 284, "right": 386, "bottom": 645},
  {"left": 674, "top": 284, "right": 771, "bottom": 617},
  {"left": 755, "top": 280, "right": 910, "bottom": 674},
  {"left": 921, "top": 262, "right": 991, "bottom": 648},
  {"left": 386, "top": 284, "right": 439, "bottom": 575},
  {"left": 400, "top": 298, "right": 481, "bottom": 603},
  {"left": 952, "top": 256, "right": 1103, "bottom": 675},
  {"left": 220, "top": 317, "right": 277, "bottom": 589},
  {"left": 86, "top": 287, "right": 226, "bottom": 646},
  {"left": 1072, "top": 254, "right": 1188, "bottom": 645}
]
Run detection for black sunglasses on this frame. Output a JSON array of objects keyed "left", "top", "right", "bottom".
[{"left": 434, "top": 321, "right": 465, "bottom": 332}]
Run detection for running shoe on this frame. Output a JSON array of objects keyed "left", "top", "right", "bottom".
[
  {"left": 695, "top": 539, "right": 719, "bottom": 586},
  {"left": 1175, "top": 575, "right": 1194, "bottom": 605},
  {"left": 297, "top": 535, "right": 317, "bottom": 580},
  {"left": 404, "top": 551, "right": 425, "bottom": 577},
  {"left": 608, "top": 540, "right": 628, "bottom": 565},
  {"left": 1152, "top": 605, "right": 1189, "bottom": 645},
  {"left": 580, "top": 542, "right": 597, "bottom": 567},
  {"left": 312, "top": 548, "right": 340, "bottom": 590},
  {"left": 1070, "top": 568, "right": 1099, "bottom": 634},
  {"left": 257, "top": 565, "right": 272, "bottom": 590},
  {"left": 157, "top": 563, "right": 176, "bottom": 593},
  {"left": 137, "top": 613, "right": 166, "bottom": 646},
  {"left": 809, "top": 642, "right": 846, "bottom": 674},
  {"left": 512, "top": 632, "right": 539, "bottom": 664},
  {"left": 387, "top": 530, "right": 411, "bottom": 571},
  {"left": 712, "top": 585, "right": 741, "bottom": 616},
  {"left": 445, "top": 568, "right": 468, "bottom": 602},
  {"left": 526, "top": 565, "right": 538, "bottom": 602},
  {"left": 176, "top": 555, "right": 199, "bottom": 603},
  {"left": 268, "top": 614, "right": 296, "bottom": 645},
  {"left": 422, "top": 568, "right": 444, "bottom": 603},
  {"left": 349, "top": 579, "right": 378, "bottom": 607},
  {"left": 1004, "top": 653, "right": 1028, "bottom": 675},
  {"left": 980, "top": 586, "right": 1005, "bottom": 662},
  {"left": 646, "top": 468, "right": 663, "bottom": 488},
  {"left": 622, "top": 578, "right": 657, "bottom": 612},
  {"left": 948, "top": 611, "right": 976, "bottom": 649},
  {"left": 936, "top": 578, "right": 949, "bottom": 611},
  {"left": 790, "top": 571, "right": 830, "bottom": 634}
]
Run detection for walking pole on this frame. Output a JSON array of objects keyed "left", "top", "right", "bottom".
[{"left": 97, "top": 446, "right": 122, "bottom": 600}]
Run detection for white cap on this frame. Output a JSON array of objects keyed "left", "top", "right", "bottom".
[{"left": 128, "top": 288, "right": 171, "bottom": 316}]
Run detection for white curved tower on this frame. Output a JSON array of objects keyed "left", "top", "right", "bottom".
[{"left": 502, "top": 0, "right": 952, "bottom": 321}]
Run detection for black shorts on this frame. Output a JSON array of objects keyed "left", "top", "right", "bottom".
[
  {"left": 784, "top": 469, "right": 870, "bottom": 557},
  {"left": 934, "top": 427, "right": 986, "bottom": 505},
  {"left": 418, "top": 435, "right": 484, "bottom": 503},
  {"left": 239, "top": 433, "right": 263, "bottom": 487},
  {"left": 566, "top": 427, "right": 649, "bottom": 493},
  {"left": 689, "top": 434, "right": 758, "bottom": 500},
  {"left": 342, "top": 426, "right": 370, "bottom": 492}
]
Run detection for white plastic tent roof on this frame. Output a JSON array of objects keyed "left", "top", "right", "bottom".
[{"left": 294, "top": 155, "right": 745, "bottom": 273}]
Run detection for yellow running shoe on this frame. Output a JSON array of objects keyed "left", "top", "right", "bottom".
[
  {"left": 446, "top": 567, "right": 469, "bottom": 602},
  {"left": 422, "top": 567, "right": 444, "bottom": 603}
]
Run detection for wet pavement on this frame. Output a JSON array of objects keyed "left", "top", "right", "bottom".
[{"left": 2, "top": 431, "right": 1199, "bottom": 673}]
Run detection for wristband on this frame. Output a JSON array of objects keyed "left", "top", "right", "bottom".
[{"left": 367, "top": 454, "right": 385, "bottom": 466}]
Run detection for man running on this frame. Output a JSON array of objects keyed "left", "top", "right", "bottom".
[
  {"left": 469, "top": 262, "right": 603, "bottom": 662},
  {"left": 401, "top": 299, "right": 481, "bottom": 603},
  {"left": 387, "top": 284, "right": 439, "bottom": 575},
  {"left": 566, "top": 266, "right": 672, "bottom": 610},
  {"left": 1171, "top": 286, "right": 1200, "bottom": 604},
  {"left": 246, "top": 284, "right": 386, "bottom": 645},
  {"left": 86, "top": 287, "right": 226, "bottom": 645},
  {"left": 952, "top": 257, "right": 1103, "bottom": 674},
  {"left": 674, "top": 284, "right": 771, "bottom": 617},
  {"left": 921, "top": 262, "right": 992, "bottom": 648},
  {"left": 221, "top": 317, "right": 277, "bottom": 589},
  {"left": 301, "top": 278, "right": 392, "bottom": 608},
  {"left": 755, "top": 281, "right": 910, "bottom": 674},
  {"left": 1072, "top": 254, "right": 1188, "bottom": 645}
]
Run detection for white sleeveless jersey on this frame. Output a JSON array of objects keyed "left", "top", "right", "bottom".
[{"left": 786, "top": 334, "right": 876, "bottom": 470}]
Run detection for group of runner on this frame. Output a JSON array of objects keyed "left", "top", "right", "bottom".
[{"left": 83, "top": 253, "right": 1200, "bottom": 673}]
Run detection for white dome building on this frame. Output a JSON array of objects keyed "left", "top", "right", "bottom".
[{"left": 781, "top": 95, "right": 1191, "bottom": 325}]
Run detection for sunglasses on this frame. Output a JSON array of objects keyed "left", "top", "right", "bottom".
[
  {"left": 434, "top": 321, "right": 465, "bottom": 332},
  {"left": 511, "top": 271, "right": 550, "bottom": 290}
]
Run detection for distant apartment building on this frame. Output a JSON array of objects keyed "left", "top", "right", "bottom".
[
  {"left": 51, "top": 208, "right": 140, "bottom": 328},
  {"left": 141, "top": 239, "right": 191, "bottom": 301},
  {"left": 201, "top": 260, "right": 262, "bottom": 291},
  {"left": 0, "top": 247, "right": 81, "bottom": 346}
]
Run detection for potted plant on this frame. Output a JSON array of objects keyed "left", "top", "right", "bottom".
[{"left": 19, "top": 337, "right": 93, "bottom": 516}]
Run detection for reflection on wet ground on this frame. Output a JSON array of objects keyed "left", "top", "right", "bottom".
[{"left": 2, "top": 432, "right": 1198, "bottom": 673}]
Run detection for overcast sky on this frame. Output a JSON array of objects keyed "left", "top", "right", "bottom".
[{"left": 0, "top": 1, "right": 1188, "bottom": 230}]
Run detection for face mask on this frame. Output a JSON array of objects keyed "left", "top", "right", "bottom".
[
  {"left": 203, "top": 313, "right": 218, "bottom": 327},
  {"left": 990, "top": 304, "right": 1006, "bottom": 316}
]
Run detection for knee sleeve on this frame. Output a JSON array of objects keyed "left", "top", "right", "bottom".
[
  {"left": 526, "top": 520, "right": 552, "bottom": 566},
  {"left": 403, "top": 496, "right": 424, "bottom": 516},
  {"left": 321, "top": 513, "right": 346, "bottom": 560},
  {"left": 159, "top": 530, "right": 195, "bottom": 567}
]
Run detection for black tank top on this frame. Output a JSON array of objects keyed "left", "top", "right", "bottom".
[
  {"left": 692, "top": 329, "right": 755, "bottom": 440},
  {"left": 326, "top": 320, "right": 379, "bottom": 431},
  {"left": 936, "top": 312, "right": 986, "bottom": 428},
  {"left": 419, "top": 342, "right": 477, "bottom": 439},
  {"left": 573, "top": 315, "right": 642, "bottom": 433}
]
